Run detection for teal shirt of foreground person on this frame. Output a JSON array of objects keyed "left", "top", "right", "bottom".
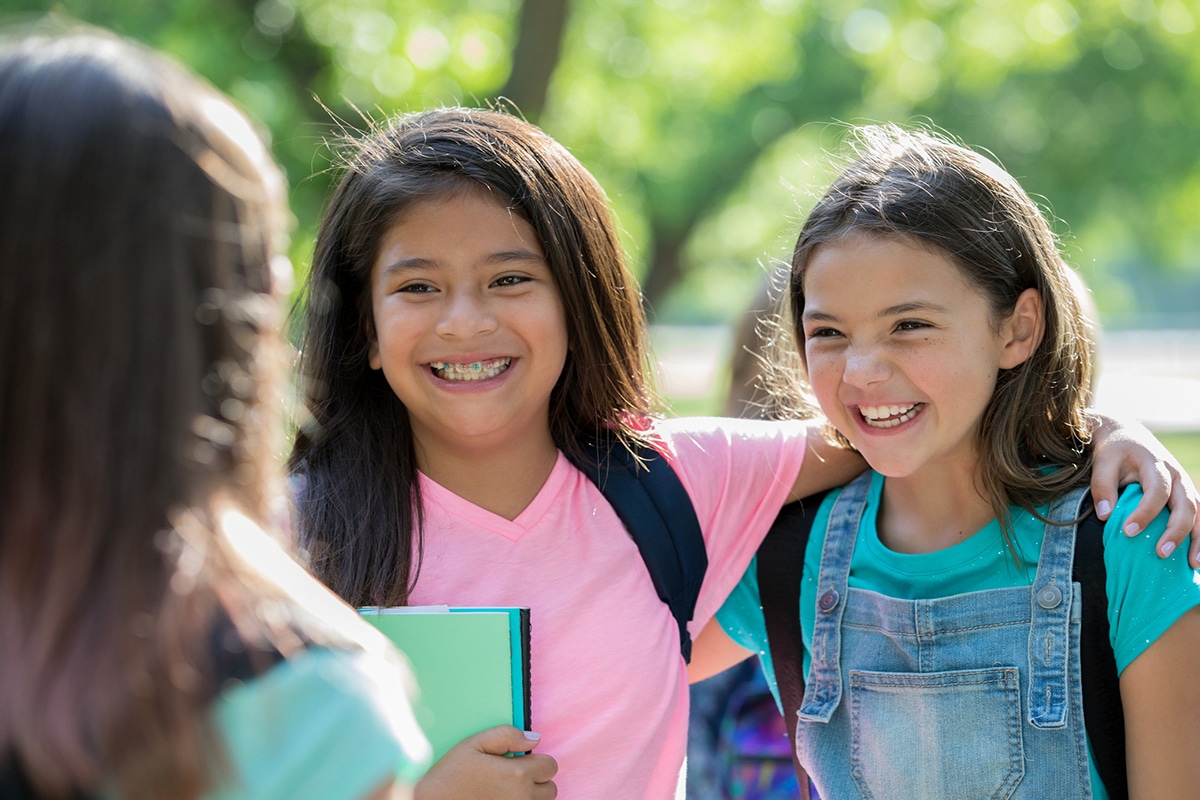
[{"left": 207, "top": 648, "right": 430, "bottom": 800}]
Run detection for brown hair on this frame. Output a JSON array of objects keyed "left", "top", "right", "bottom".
[
  {"left": 0, "top": 29, "right": 317, "bottom": 799},
  {"left": 789, "top": 124, "right": 1094, "bottom": 529},
  {"left": 289, "top": 107, "right": 657, "bottom": 607}
]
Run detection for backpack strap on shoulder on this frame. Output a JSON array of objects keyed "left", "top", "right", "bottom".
[
  {"left": 758, "top": 490, "right": 830, "bottom": 798},
  {"left": 1072, "top": 495, "right": 1128, "bottom": 800},
  {"left": 565, "top": 431, "right": 707, "bottom": 663}
]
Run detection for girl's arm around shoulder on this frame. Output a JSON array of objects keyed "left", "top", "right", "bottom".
[
  {"left": 1102, "top": 487, "right": 1200, "bottom": 675},
  {"left": 1089, "top": 412, "right": 1200, "bottom": 566},
  {"left": 1118, "top": 607, "right": 1200, "bottom": 799},
  {"left": 788, "top": 424, "right": 865, "bottom": 503}
]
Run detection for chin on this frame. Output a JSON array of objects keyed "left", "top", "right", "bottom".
[{"left": 857, "top": 453, "right": 919, "bottom": 478}]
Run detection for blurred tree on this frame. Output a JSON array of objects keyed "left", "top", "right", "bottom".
[
  {"left": 544, "top": 0, "right": 1200, "bottom": 317},
  {"left": 2, "top": 0, "right": 352, "bottom": 272},
  {"left": 5, "top": 0, "right": 1198, "bottom": 321},
  {"left": 500, "top": 0, "right": 570, "bottom": 117}
]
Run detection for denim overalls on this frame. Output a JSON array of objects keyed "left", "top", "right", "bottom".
[{"left": 796, "top": 472, "right": 1096, "bottom": 799}]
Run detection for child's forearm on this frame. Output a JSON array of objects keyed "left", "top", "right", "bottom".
[
  {"left": 788, "top": 423, "right": 866, "bottom": 503},
  {"left": 688, "top": 618, "right": 754, "bottom": 684}
]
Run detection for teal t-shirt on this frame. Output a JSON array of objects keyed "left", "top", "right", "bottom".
[
  {"left": 716, "top": 472, "right": 1200, "bottom": 799},
  {"left": 206, "top": 647, "right": 431, "bottom": 800}
]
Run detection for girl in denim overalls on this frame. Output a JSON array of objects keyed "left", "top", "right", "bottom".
[{"left": 702, "top": 125, "right": 1200, "bottom": 799}]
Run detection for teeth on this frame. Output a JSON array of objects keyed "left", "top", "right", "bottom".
[
  {"left": 429, "top": 357, "right": 512, "bottom": 381},
  {"left": 860, "top": 403, "right": 923, "bottom": 428}
]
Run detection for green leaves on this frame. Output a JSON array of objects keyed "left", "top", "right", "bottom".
[{"left": 21, "top": 0, "right": 1200, "bottom": 321}]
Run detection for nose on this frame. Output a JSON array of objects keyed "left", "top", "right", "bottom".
[
  {"left": 435, "top": 288, "right": 497, "bottom": 339},
  {"left": 842, "top": 343, "right": 890, "bottom": 387}
]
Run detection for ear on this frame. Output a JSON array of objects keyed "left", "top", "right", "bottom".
[{"left": 999, "top": 287, "right": 1043, "bottom": 369}]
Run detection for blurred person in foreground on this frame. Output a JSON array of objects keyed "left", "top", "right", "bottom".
[{"left": 0, "top": 27, "right": 430, "bottom": 800}]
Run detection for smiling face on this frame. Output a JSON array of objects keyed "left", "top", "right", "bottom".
[
  {"left": 800, "top": 233, "right": 1038, "bottom": 481},
  {"left": 367, "top": 188, "right": 568, "bottom": 467}
]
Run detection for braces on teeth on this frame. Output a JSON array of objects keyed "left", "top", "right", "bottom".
[{"left": 429, "top": 358, "right": 511, "bottom": 380}]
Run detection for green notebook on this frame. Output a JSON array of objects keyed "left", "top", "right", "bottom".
[{"left": 359, "top": 606, "right": 531, "bottom": 761}]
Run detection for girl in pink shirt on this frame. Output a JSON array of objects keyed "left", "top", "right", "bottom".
[{"left": 288, "top": 107, "right": 1198, "bottom": 799}]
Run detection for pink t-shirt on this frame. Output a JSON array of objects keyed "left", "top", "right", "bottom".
[{"left": 408, "top": 417, "right": 809, "bottom": 799}]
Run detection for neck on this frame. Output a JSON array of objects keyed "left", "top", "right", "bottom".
[
  {"left": 415, "top": 433, "right": 560, "bottom": 521},
  {"left": 877, "top": 463, "right": 997, "bottom": 554}
]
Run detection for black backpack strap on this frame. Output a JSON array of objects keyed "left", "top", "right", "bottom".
[
  {"left": 1072, "top": 496, "right": 1128, "bottom": 800},
  {"left": 758, "top": 491, "right": 830, "bottom": 798},
  {"left": 565, "top": 432, "right": 707, "bottom": 662}
]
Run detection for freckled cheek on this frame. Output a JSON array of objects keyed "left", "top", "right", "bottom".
[{"left": 804, "top": 355, "right": 844, "bottom": 409}]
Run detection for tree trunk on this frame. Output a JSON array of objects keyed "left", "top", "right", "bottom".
[
  {"left": 499, "top": 0, "right": 571, "bottom": 121},
  {"left": 641, "top": 232, "right": 687, "bottom": 315}
]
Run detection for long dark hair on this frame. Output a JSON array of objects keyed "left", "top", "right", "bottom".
[
  {"left": 789, "top": 124, "right": 1094, "bottom": 528},
  {"left": 289, "top": 107, "right": 656, "bottom": 607},
  {"left": 0, "top": 29, "right": 317, "bottom": 799}
]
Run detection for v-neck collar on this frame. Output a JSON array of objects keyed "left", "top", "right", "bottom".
[{"left": 418, "top": 451, "right": 571, "bottom": 542}]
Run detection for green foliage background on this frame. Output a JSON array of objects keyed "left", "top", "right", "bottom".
[{"left": 6, "top": 0, "right": 1200, "bottom": 325}]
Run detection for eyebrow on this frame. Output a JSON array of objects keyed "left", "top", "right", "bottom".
[
  {"left": 378, "top": 248, "right": 546, "bottom": 278},
  {"left": 802, "top": 300, "right": 949, "bottom": 323}
]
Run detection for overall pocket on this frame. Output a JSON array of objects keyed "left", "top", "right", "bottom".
[{"left": 848, "top": 667, "right": 1024, "bottom": 800}]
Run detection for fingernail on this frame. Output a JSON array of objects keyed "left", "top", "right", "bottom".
[
  {"left": 524, "top": 731, "right": 541, "bottom": 742},
  {"left": 1096, "top": 500, "right": 1112, "bottom": 517},
  {"left": 1123, "top": 522, "right": 1141, "bottom": 536},
  {"left": 1161, "top": 541, "right": 1176, "bottom": 557}
]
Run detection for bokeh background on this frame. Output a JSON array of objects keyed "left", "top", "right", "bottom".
[{"left": 6, "top": 0, "right": 1198, "bottom": 477}]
